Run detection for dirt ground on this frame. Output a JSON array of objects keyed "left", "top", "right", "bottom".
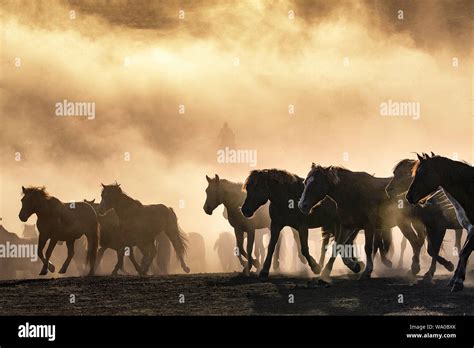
[{"left": 0, "top": 272, "right": 473, "bottom": 316}]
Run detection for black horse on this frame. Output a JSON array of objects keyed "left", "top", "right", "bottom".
[
  {"left": 407, "top": 153, "right": 473, "bottom": 291},
  {"left": 241, "top": 169, "right": 362, "bottom": 279}
]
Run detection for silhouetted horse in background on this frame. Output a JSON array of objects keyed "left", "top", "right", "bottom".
[
  {"left": 299, "top": 165, "right": 409, "bottom": 279},
  {"left": 98, "top": 183, "right": 189, "bottom": 275},
  {"left": 241, "top": 169, "right": 362, "bottom": 279},
  {"left": 19, "top": 186, "right": 98, "bottom": 276},
  {"left": 407, "top": 153, "right": 474, "bottom": 291},
  {"left": 204, "top": 175, "right": 304, "bottom": 275},
  {"left": 214, "top": 231, "right": 240, "bottom": 272},
  {"left": 386, "top": 158, "right": 463, "bottom": 280}
]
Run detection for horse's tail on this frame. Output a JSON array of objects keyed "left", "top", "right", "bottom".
[
  {"left": 86, "top": 222, "right": 99, "bottom": 276},
  {"left": 166, "top": 207, "right": 190, "bottom": 273}
]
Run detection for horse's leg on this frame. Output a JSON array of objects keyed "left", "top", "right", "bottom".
[
  {"left": 112, "top": 248, "right": 125, "bottom": 275},
  {"left": 254, "top": 231, "right": 264, "bottom": 271},
  {"left": 59, "top": 240, "right": 75, "bottom": 274},
  {"left": 336, "top": 227, "right": 362, "bottom": 273},
  {"left": 37, "top": 234, "right": 55, "bottom": 274},
  {"left": 234, "top": 229, "right": 247, "bottom": 267},
  {"left": 139, "top": 243, "right": 156, "bottom": 275},
  {"left": 243, "top": 230, "right": 255, "bottom": 276},
  {"left": 41, "top": 239, "right": 58, "bottom": 275},
  {"left": 259, "top": 222, "right": 283, "bottom": 278},
  {"left": 360, "top": 228, "right": 375, "bottom": 279},
  {"left": 398, "top": 222, "right": 422, "bottom": 275},
  {"left": 298, "top": 227, "right": 321, "bottom": 275},
  {"left": 378, "top": 229, "right": 393, "bottom": 268},
  {"left": 319, "top": 230, "right": 330, "bottom": 269},
  {"left": 292, "top": 228, "right": 306, "bottom": 264},
  {"left": 273, "top": 233, "right": 282, "bottom": 271},
  {"left": 96, "top": 247, "right": 106, "bottom": 273},
  {"left": 450, "top": 228, "right": 474, "bottom": 292},
  {"left": 454, "top": 229, "right": 463, "bottom": 255},
  {"left": 398, "top": 236, "right": 407, "bottom": 269},
  {"left": 129, "top": 247, "right": 143, "bottom": 275}
]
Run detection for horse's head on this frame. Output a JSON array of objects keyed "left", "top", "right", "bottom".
[
  {"left": 19, "top": 186, "right": 48, "bottom": 222},
  {"left": 298, "top": 163, "right": 337, "bottom": 215},
  {"left": 99, "top": 183, "right": 123, "bottom": 213},
  {"left": 203, "top": 175, "right": 223, "bottom": 215},
  {"left": 241, "top": 170, "right": 270, "bottom": 218},
  {"left": 406, "top": 153, "right": 441, "bottom": 204},
  {"left": 385, "top": 159, "right": 417, "bottom": 198}
]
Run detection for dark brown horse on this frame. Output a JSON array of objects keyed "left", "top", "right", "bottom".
[
  {"left": 241, "top": 169, "right": 362, "bottom": 279},
  {"left": 407, "top": 153, "right": 474, "bottom": 291},
  {"left": 203, "top": 175, "right": 305, "bottom": 275},
  {"left": 98, "top": 183, "right": 189, "bottom": 275},
  {"left": 298, "top": 164, "right": 408, "bottom": 279},
  {"left": 386, "top": 158, "right": 463, "bottom": 280},
  {"left": 19, "top": 186, "right": 98, "bottom": 276}
]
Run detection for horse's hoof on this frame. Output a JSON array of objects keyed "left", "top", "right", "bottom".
[
  {"left": 48, "top": 264, "right": 55, "bottom": 272},
  {"left": 311, "top": 263, "right": 322, "bottom": 275},
  {"left": 39, "top": 269, "right": 48, "bottom": 276},
  {"left": 411, "top": 263, "right": 420, "bottom": 275},
  {"left": 445, "top": 262, "right": 455, "bottom": 272},
  {"left": 300, "top": 257, "right": 307, "bottom": 265},
  {"left": 359, "top": 272, "right": 371, "bottom": 280},
  {"left": 451, "top": 282, "right": 464, "bottom": 292},
  {"left": 272, "top": 261, "right": 280, "bottom": 270},
  {"left": 317, "top": 278, "right": 330, "bottom": 287},
  {"left": 448, "top": 277, "right": 455, "bottom": 287},
  {"left": 259, "top": 270, "right": 269, "bottom": 279},
  {"left": 58, "top": 268, "right": 67, "bottom": 274},
  {"left": 183, "top": 266, "right": 190, "bottom": 274},
  {"left": 421, "top": 273, "right": 433, "bottom": 283}
]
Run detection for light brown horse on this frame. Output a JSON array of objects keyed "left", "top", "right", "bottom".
[{"left": 19, "top": 186, "right": 98, "bottom": 276}]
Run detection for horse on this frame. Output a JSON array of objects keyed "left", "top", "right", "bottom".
[
  {"left": 18, "top": 186, "right": 98, "bottom": 276},
  {"left": 406, "top": 153, "right": 474, "bottom": 291},
  {"left": 214, "top": 231, "right": 240, "bottom": 272},
  {"left": 98, "top": 183, "right": 189, "bottom": 275},
  {"left": 298, "top": 164, "right": 424, "bottom": 279},
  {"left": 185, "top": 232, "right": 206, "bottom": 273},
  {"left": 386, "top": 158, "right": 463, "bottom": 280},
  {"left": 204, "top": 175, "right": 306, "bottom": 275},
  {"left": 241, "top": 169, "right": 363, "bottom": 280}
]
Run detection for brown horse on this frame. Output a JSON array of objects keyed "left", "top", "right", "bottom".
[
  {"left": 19, "top": 186, "right": 98, "bottom": 276},
  {"left": 407, "top": 153, "right": 474, "bottom": 291},
  {"left": 299, "top": 164, "right": 402, "bottom": 279},
  {"left": 98, "top": 183, "right": 189, "bottom": 275}
]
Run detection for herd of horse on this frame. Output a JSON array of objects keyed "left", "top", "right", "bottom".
[{"left": 15, "top": 153, "right": 473, "bottom": 292}]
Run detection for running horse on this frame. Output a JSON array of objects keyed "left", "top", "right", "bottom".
[
  {"left": 241, "top": 169, "right": 363, "bottom": 280},
  {"left": 18, "top": 186, "right": 98, "bottom": 276},
  {"left": 406, "top": 153, "right": 474, "bottom": 291},
  {"left": 98, "top": 183, "right": 189, "bottom": 275}
]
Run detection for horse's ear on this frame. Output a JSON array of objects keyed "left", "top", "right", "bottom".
[
  {"left": 311, "top": 162, "right": 316, "bottom": 168},
  {"left": 206, "top": 175, "right": 211, "bottom": 183},
  {"left": 416, "top": 153, "right": 424, "bottom": 161},
  {"left": 215, "top": 174, "right": 220, "bottom": 182},
  {"left": 101, "top": 183, "right": 105, "bottom": 188},
  {"left": 22, "top": 186, "right": 26, "bottom": 194},
  {"left": 430, "top": 151, "right": 436, "bottom": 157},
  {"left": 91, "top": 198, "right": 95, "bottom": 203}
]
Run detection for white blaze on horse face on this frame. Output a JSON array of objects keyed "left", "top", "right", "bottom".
[{"left": 443, "top": 189, "right": 473, "bottom": 234}]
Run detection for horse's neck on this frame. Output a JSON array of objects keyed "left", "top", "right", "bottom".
[
  {"left": 439, "top": 162, "right": 473, "bottom": 212},
  {"left": 328, "top": 171, "right": 367, "bottom": 208},
  {"left": 37, "top": 197, "right": 66, "bottom": 220},
  {"left": 115, "top": 194, "right": 141, "bottom": 217},
  {"left": 222, "top": 182, "right": 244, "bottom": 211}
]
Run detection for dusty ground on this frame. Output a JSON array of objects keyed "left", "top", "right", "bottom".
[{"left": 0, "top": 272, "right": 473, "bottom": 315}]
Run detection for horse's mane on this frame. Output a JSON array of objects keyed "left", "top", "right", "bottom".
[
  {"left": 392, "top": 159, "right": 416, "bottom": 173},
  {"left": 307, "top": 165, "right": 346, "bottom": 185},
  {"left": 22, "top": 186, "right": 50, "bottom": 198},
  {"left": 104, "top": 184, "right": 143, "bottom": 208},
  {"left": 243, "top": 169, "right": 300, "bottom": 190},
  {"left": 411, "top": 155, "right": 473, "bottom": 178}
]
